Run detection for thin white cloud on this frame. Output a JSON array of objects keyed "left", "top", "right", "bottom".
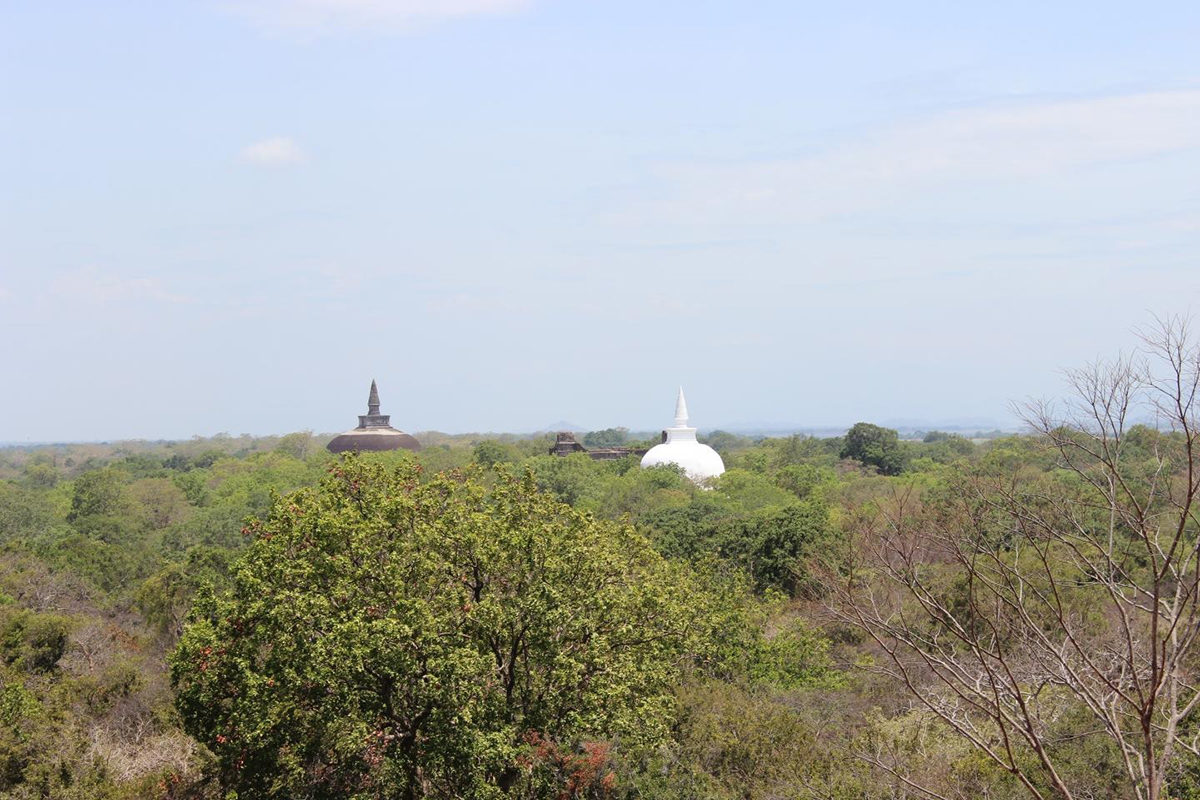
[
  {"left": 225, "top": 0, "right": 533, "bottom": 34},
  {"left": 50, "top": 267, "right": 191, "bottom": 306},
  {"left": 240, "top": 136, "right": 306, "bottom": 166},
  {"left": 643, "top": 89, "right": 1200, "bottom": 225},
  {"left": 1162, "top": 212, "right": 1200, "bottom": 232}
]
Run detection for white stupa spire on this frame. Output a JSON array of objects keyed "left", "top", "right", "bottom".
[
  {"left": 641, "top": 386, "right": 725, "bottom": 484},
  {"left": 674, "top": 386, "right": 690, "bottom": 428}
]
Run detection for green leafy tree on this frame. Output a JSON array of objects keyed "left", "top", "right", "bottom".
[
  {"left": 22, "top": 459, "right": 58, "bottom": 489},
  {"left": 275, "top": 431, "right": 316, "bottom": 460},
  {"left": 774, "top": 464, "right": 834, "bottom": 499},
  {"left": 0, "top": 608, "right": 70, "bottom": 673},
  {"left": 129, "top": 477, "right": 193, "bottom": 530},
  {"left": 582, "top": 428, "right": 629, "bottom": 448},
  {"left": 707, "top": 500, "right": 833, "bottom": 594},
  {"left": 643, "top": 492, "right": 833, "bottom": 596},
  {"left": 771, "top": 434, "right": 840, "bottom": 468},
  {"left": 0, "top": 483, "right": 55, "bottom": 544},
  {"left": 526, "top": 453, "right": 613, "bottom": 507},
  {"left": 471, "top": 439, "right": 520, "bottom": 469},
  {"left": 839, "top": 422, "right": 906, "bottom": 475},
  {"left": 136, "top": 546, "right": 231, "bottom": 638},
  {"left": 172, "top": 456, "right": 748, "bottom": 799},
  {"left": 698, "top": 430, "right": 755, "bottom": 455},
  {"left": 66, "top": 469, "right": 128, "bottom": 524}
]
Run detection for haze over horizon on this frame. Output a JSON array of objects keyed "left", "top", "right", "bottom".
[
  {"left": 3, "top": 1, "right": 1200, "bottom": 442},
  {"left": 0, "top": 412, "right": 1016, "bottom": 447}
]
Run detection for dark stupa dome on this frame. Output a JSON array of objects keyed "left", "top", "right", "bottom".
[{"left": 327, "top": 380, "right": 422, "bottom": 454}]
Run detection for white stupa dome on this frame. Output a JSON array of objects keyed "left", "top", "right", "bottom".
[{"left": 640, "top": 387, "right": 725, "bottom": 484}]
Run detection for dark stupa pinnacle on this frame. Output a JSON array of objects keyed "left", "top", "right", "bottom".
[
  {"left": 367, "top": 379, "right": 381, "bottom": 416},
  {"left": 328, "top": 378, "right": 422, "bottom": 453},
  {"left": 356, "top": 379, "right": 391, "bottom": 430}
]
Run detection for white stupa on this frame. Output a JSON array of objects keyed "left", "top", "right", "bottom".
[{"left": 640, "top": 387, "right": 725, "bottom": 484}]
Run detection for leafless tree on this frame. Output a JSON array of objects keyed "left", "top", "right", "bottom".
[{"left": 829, "top": 316, "right": 1200, "bottom": 800}]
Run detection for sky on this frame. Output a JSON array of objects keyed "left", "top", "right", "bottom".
[{"left": 2, "top": 1, "right": 1200, "bottom": 441}]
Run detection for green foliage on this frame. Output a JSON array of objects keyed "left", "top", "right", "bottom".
[
  {"left": 274, "top": 430, "right": 316, "bottom": 460},
  {"left": 775, "top": 463, "right": 835, "bottom": 499},
  {"left": 136, "top": 546, "right": 231, "bottom": 637},
  {"left": 171, "top": 468, "right": 209, "bottom": 506},
  {"left": 0, "top": 550, "right": 190, "bottom": 798},
  {"left": 914, "top": 431, "right": 976, "bottom": 464},
  {"left": 0, "top": 482, "right": 57, "bottom": 544},
  {"left": 23, "top": 461, "right": 58, "bottom": 489},
  {"left": 129, "top": 476, "right": 193, "bottom": 529},
  {"left": 172, "top": 456, "right": 752, "bottom": 799},
  {"left": 0, "top": 679, "right": 44, "bottom": 789},
  {"left": 746, "top": 618, "right": 843, "bottom": 689},
  {"left": 840, "top": 422, "right": 906, "bottom": 475},
  {"left": 698, "top": 430, "right": 757, "bottom": 454},
  {"left": 582, "top": 427, "right": 629, "bottom": 448},
  {"left": 770, "top": 434, "right": 842, "bottom": 469},
  {"left": 525, "top": 453, "right": 607, "bottom": 506},
  {"left": 1, "top": 417, "right": 1154, "bottom": 799},
  {"left": 711, "top": 469, "right": 796, "bottom": 513},
  {"left": 622, "top": 680, "right": 815, "bottom": 799},
  {"left": 1, "top": 607, "right": 71, "bottom": 672},
  {"left": 416, "top": 444, "right": 474, "bottom": 475},
  {"left": 0, "top": 678, "right": 41, "bottom": 728},
  {"left": 647, "top": 496, "right": 834, "bottom": 595},
  {"left": 472, "top": 439, "right": 522, "bottom": 468},
  {"left": 67, "top": 468, "right": 130, "bottom": 525}
]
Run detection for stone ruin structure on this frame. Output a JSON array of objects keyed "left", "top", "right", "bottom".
[{"left": 549, "top": 431, "right": 646, "bottom": 461}]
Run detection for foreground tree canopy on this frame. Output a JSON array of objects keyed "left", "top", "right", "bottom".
[{"left": 171, "top": 457, "right": 748, "bottom": 799}]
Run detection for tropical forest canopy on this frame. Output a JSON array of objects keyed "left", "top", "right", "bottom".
[{"left": 2, "top": 322, "right": 1200, "bottom": 799}]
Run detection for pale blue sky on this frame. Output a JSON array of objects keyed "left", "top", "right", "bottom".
[{"left": 2, "top": 1, "right": 1199, "bottom": 441}]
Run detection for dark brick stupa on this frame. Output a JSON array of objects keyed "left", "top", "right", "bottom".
[{"left": 326, "top": 380, "right": 422, "bottom": 454}]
